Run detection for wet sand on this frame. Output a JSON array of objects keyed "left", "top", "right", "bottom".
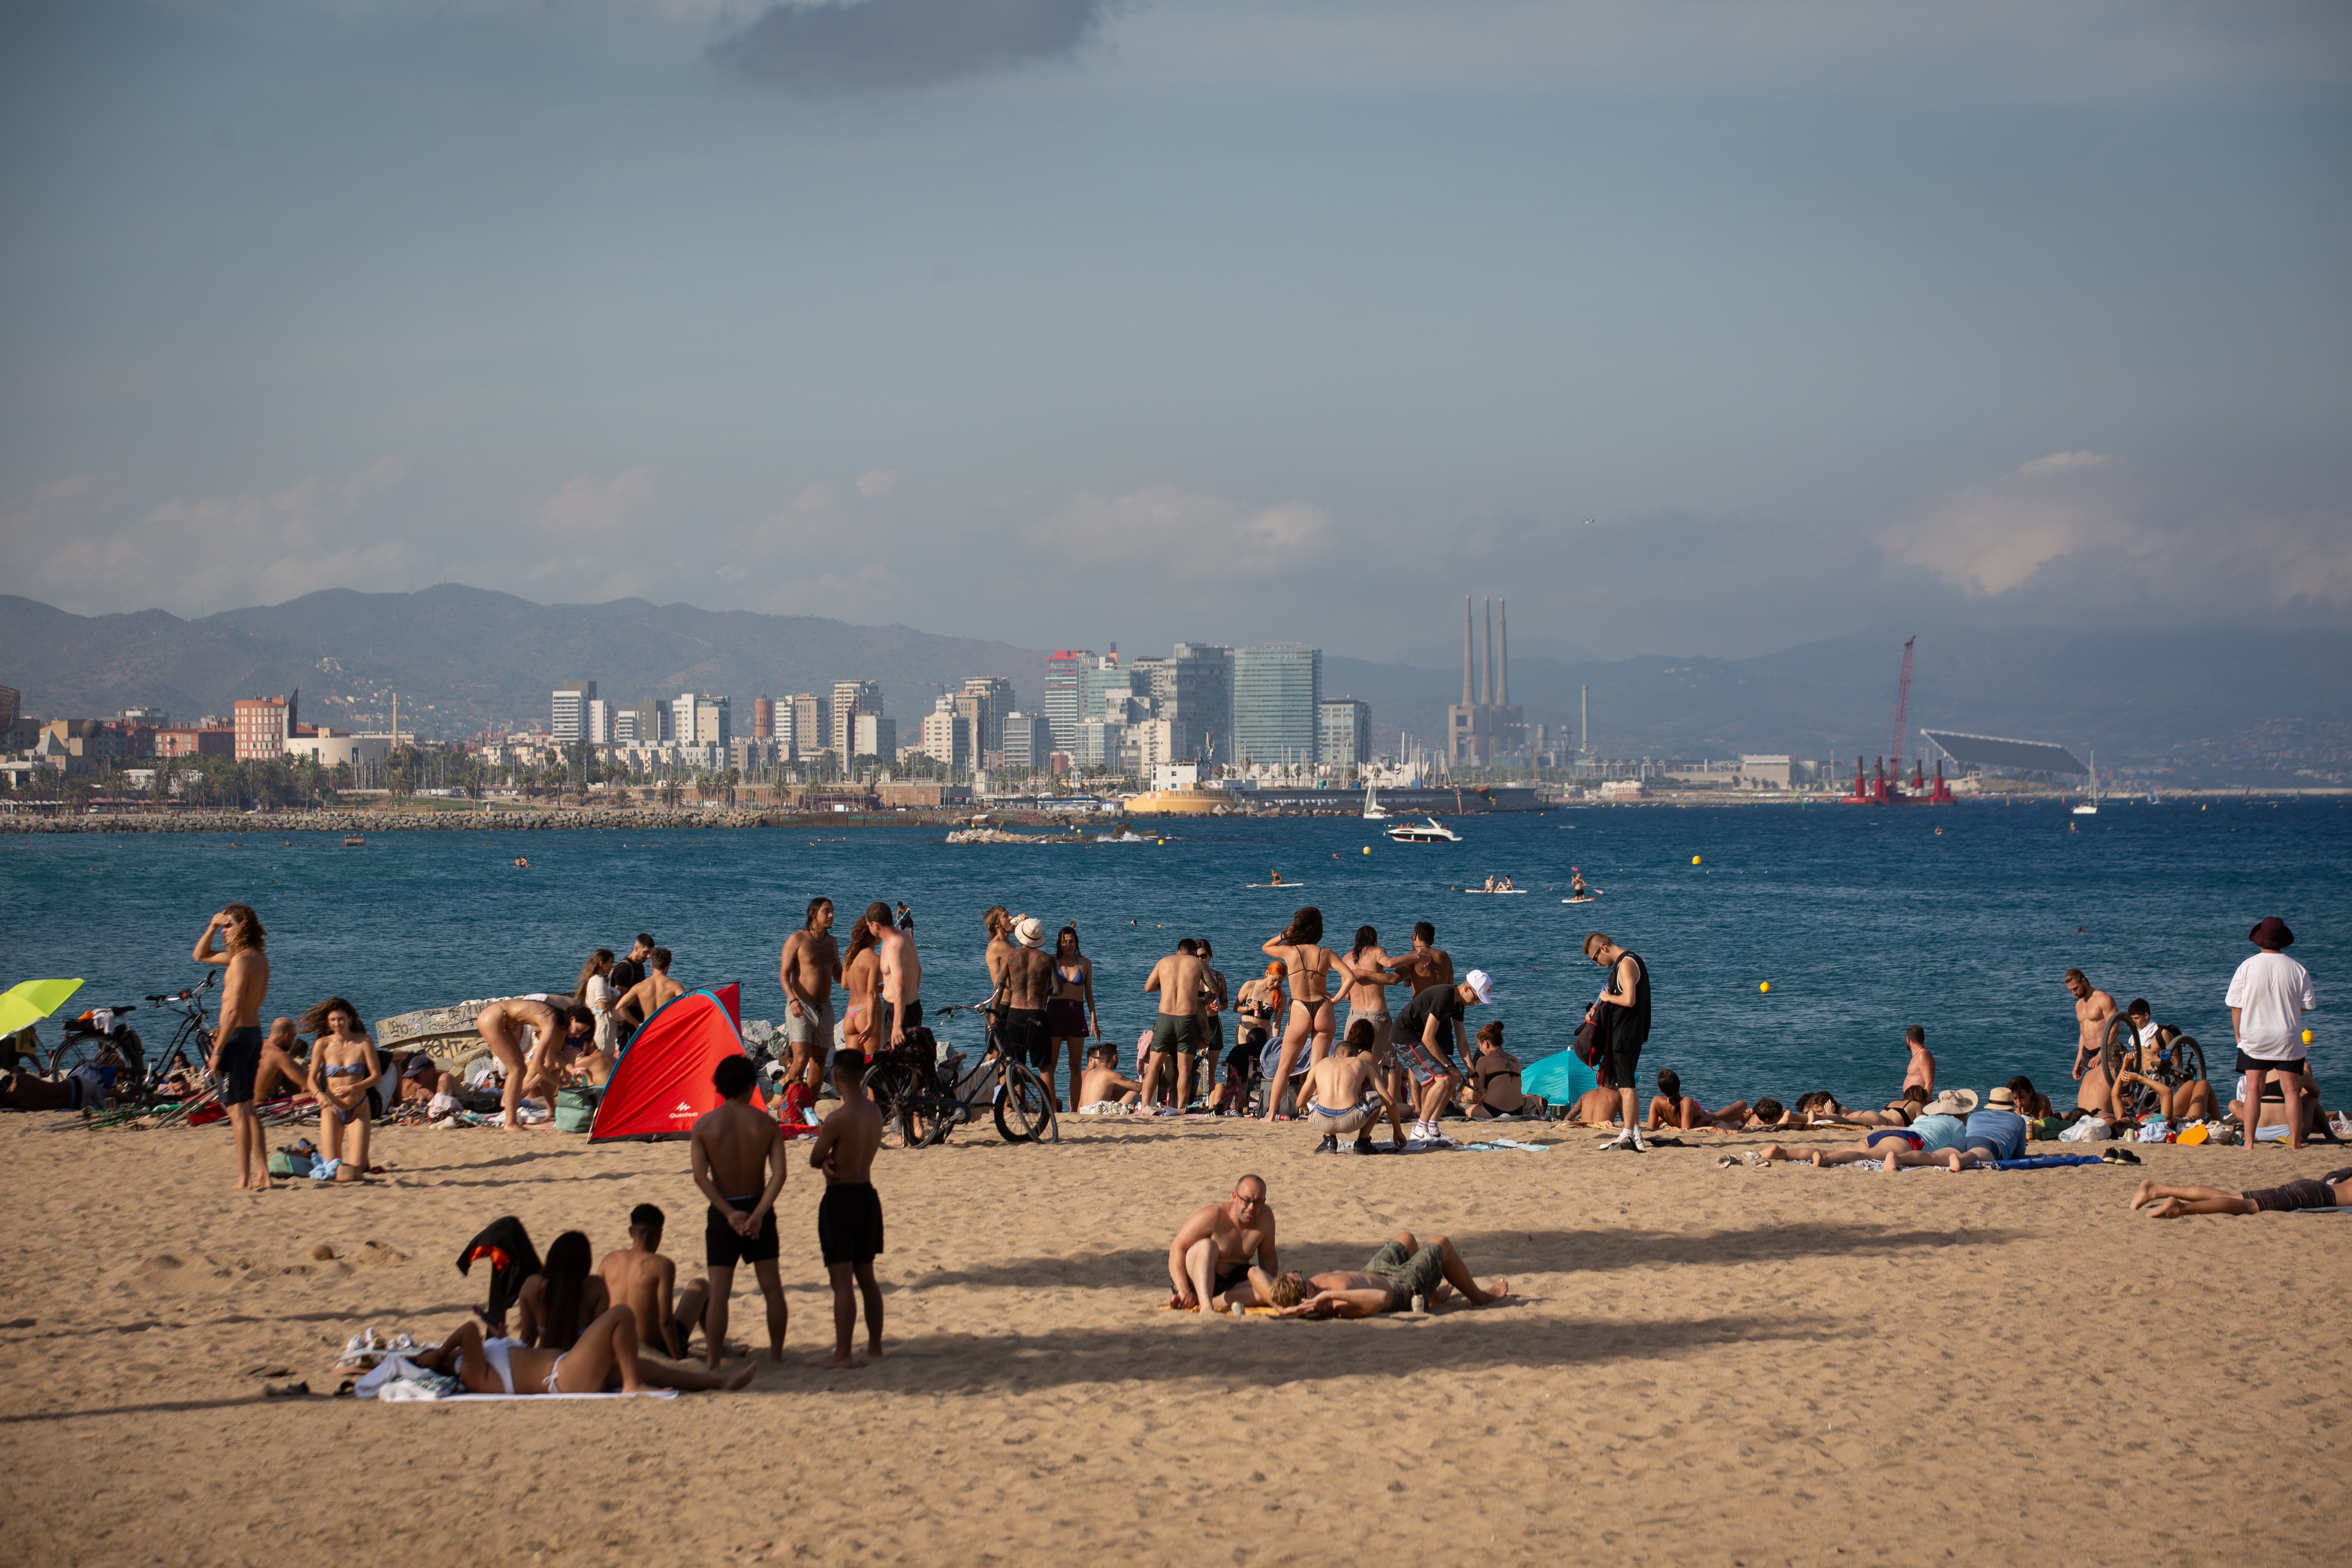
[{"left": 1, "top": 1115, "right": 2344, "bottom": 1566}]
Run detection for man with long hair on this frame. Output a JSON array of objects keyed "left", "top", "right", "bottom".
[
  {"left": 193, "top": 903, "right": 272, "bottom": 1189},
  {"left": 779, "top": 898, "right": 841, "bottom": 1114}
]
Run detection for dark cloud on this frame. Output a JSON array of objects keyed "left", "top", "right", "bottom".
[{"left": 714, "top": 0, "right": 1116, "bottom": 94}]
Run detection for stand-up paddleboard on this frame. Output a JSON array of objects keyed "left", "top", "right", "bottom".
[
  {"left": 1246, "top": 883, "right": 1305, "bottom": 889},
  {"left": 1562, "top": 893, "right": 1603, "bottom": 904},
  {"left": 1464, "top": 888, "right": 1530, "bottom": 894}
]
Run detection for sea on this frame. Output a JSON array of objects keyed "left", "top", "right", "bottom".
[{"left": 5, "top": 798, "right": 2345, "bottom": 1112}]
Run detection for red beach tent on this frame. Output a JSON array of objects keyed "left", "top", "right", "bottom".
[{"left": 588, "top": 983, "right": 762, "bottom": 1141}]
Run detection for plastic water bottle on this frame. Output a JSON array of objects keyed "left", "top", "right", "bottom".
[{"left": 1411, "top": 1293, "right": 1427, "bottom": 1315}]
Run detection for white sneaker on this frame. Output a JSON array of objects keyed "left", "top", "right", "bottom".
[{"left": 1630, "top": 1130, "right": 1649, "bottom": 1152}]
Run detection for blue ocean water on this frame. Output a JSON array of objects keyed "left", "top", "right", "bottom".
[{"left": 4, "top": 799, "right": 2344, "bottom": 1111}]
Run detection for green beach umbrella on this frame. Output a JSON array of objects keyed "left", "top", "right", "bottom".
[{"left": 0, "top": 979, "right": 85, "bottom": 1038}]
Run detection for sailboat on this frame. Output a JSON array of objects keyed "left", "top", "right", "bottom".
[
  {"left": 1361, "top": 782, "right": 1391, "bottom": 820},
  {"left": 2072, "top": 751, "right": 2100, "bottom": 816}
]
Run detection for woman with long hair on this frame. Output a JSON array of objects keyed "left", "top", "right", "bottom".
[
  {"left": 300, "top": 997, "right": 379, "bottom": 1182},
  {"left": 1045, "top": 924, "right": 1099, "bottom": 1112},
  {"left": 840, "top": 903, "right": 892, "bottom": 1056},
  {"left": 575, "top": 948, "right": 618, "bottom": 1057},
  {"left": 1261, "top": 906, "right": 1338, "bottom": 1120}
]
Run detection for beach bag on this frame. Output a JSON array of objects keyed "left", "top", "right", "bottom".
[
  {"left": 1572, "top": 1015, "right": 1604, "bottom": 1068},
  {"left": 554, "top": 1087, "right": 600, "bottom": 1134},
  {"left": 269, "top": 1149, "right": 315, "bottom": 1178},
  {"left": 2058, "top": 1116, "right": 2109, "bottom": 1142}
]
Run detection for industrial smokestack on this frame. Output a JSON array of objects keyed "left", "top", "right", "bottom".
[
  {"left": 1461, "top": 597, "right": 1473, "bottom": 708},
  {"left": 1482, "top": 598, "right": 1494, "bottom": 706},
  {"left": 1498, "top": 600, "right": 1509, "bottom": 707}
]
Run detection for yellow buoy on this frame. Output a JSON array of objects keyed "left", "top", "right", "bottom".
[
  {"left": 1759, "top": 981, "right": 1771, "bottom": 993},
  {"left": 2305, "top": 1028, "right": 2316, "bottom": 1045},
  {"left": 1363, "top": 846, "right": 1372, "bottom": 854},
  {"left": 1157, "top": 838, "right": 1166, "bottom": 846},
  {"left": 1691, "top": 854, "right": 1702, "bottom": 865}
]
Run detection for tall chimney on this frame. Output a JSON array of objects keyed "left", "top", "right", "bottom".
[
  {"left": 1580, "top": 684, "right": 1588, "bottom": 755},
  {"left": 1498, "top": 600, "right": 1509, "bottom": 707},
  {"left": 1482, "top": 598, "right": 1494, "bottom": 706},
  {"left": 1461, "top": 596, "right": 1473, "bottom": 708}
]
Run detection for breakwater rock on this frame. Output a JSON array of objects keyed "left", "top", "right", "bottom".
[{"left": 0, "top": 807, "right": 957, "bottom": 835}]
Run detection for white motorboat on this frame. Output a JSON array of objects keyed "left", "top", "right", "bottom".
[
  {"left": 1385, "top": 816, "right": 1461, "bottom": 843},
  {"left": 1361, "top": 783, "right": 1391, "bottom": 821}
]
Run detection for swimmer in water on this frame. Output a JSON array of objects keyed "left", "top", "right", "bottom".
[{"left": 515, "top": 857, "right": 530, "bottom": 868}]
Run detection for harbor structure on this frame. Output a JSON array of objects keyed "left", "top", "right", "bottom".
[{"left": 1446, "top": 597, "right": 1524, "bottom": 765}]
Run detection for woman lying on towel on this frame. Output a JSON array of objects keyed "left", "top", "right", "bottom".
[
  {"left": 513, "top": 1231, "right": 754, "bottom": 1393},
  {"left": 418, "top": 1310, "right": 653, "bottom": 1395}
]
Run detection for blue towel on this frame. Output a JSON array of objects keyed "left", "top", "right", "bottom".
[{"left": 1977, "top": 1154, "right": 2105, "bottom": 1171}]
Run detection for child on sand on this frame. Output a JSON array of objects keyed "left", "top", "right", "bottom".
[{"left": 809, "top": 1050, "right": 886, "bottom": 1369}]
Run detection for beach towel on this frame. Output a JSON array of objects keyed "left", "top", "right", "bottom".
[
  {"left": 1974, "top": 1154, "right": 2106, "bottom": 1171},
  {"left": 1309, "top": 1135, "right": 1547, "bottom": 1154}
]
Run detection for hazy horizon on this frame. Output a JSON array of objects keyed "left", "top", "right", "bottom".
[{"left": 3, "top": 2, "right": 2347, "bottom": 662}]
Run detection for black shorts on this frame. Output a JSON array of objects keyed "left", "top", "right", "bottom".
[
  {"left": 2235, "top": 1050, "right": 2306, "bottom": 1078},
  {"left": 706, "top": 1199, "right": 780, "bottom": 1268},
  {"left": 818, "top": 1182, "right": 885, "bottom": 1267},
  {"left": 877, "top": 998, "right": 924, "bottom": 1050},
  {"left": 1213, "top": 1262, "right": 1252, "bottom": 1298},
  {"left": 2245, "top": 1179, "right": 2336, "bottom": 1214},
  {"left": 1002, "top": 1008, "right": 1050, "bottom": 1069},
  {"left": 215, "top": 1026, "right": 262, "bottom": 1106},
  {"left": 1603, "top": 1027, "right": 1645, "bottom": 1092}
]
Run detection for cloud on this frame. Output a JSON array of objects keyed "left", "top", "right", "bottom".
[
  {"left": 536, "top": 469, "right": 661, "bottom": 540},
  {"left": 1881, "top": 450, "right": 2132, "bottom": 595},
  {"left": 1025, "top": 486, "right": 1335, "bottom": 581},
  {"left": 714, "top": 0, "right": 1117, "bottom": 94},
  {"left": 856, "top": 469, "right": 901, "bottom": 499}
]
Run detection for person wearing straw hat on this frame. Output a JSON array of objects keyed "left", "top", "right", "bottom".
[
  {"left": 1961, "top": 1085, "right": 2030, "bottom": 1162},
  {"left": 2228, "top": 916, "right": 2318, "bottom": 1152},
  {"left": 998, "top": 916, "right": 1058, "bottom": 1103}
]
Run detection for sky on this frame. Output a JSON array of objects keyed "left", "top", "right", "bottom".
[{"left": 2, "top": 0, "right": 2348, "bottom": 662}]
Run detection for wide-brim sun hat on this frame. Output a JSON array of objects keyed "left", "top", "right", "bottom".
[
  {"left": 1014, "top": 916, "right": 1045, "bottom": 948},
  {"left": 2249, "top": 916, "right": 2294, "bottom": 950},
  {"left": 1923, "top": 1089, "right": 1978, "bottom": 1116}
]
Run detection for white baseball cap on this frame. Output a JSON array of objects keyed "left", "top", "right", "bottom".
[{"left": 1464, "top": 969, "right": 1494, "bottom": 1004}]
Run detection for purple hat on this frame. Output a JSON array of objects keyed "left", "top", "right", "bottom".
[{"left": 2249, "top": 916, "right": 2294, "bottom": 951}]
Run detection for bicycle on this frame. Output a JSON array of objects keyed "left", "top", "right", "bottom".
[
  {"left": 862, "top": 997, "right": 1059, "bottom": 1149},
  {"left": 2097, "top": 1011, "right": 2208, "bottom": 1121}
]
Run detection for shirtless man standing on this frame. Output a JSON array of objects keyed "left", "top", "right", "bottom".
[
  {"left": 1336, "top": 926, "right": 1401, "bottom": 1056},
  {"left": 1385, "top": 922, "right": 1455, "bottom": 1000},
  {"left": 621, "top": 948, "right": 685, "bottom": 1025},
  {"left": 780, "top": 899, "right": 841, "bottom": 1111},
  {"left": 810, "top": 1049, "right": 887, "bottom": 1369},
  {"left": 193, "top": 904, "right": 271, "bottom": 1189},
  {"left": 472, "top": 993, "right": 572, "bottom": 1131},
  {"left": 2066, "top": 969, "right": 2120, "bottom": 1118},
  {"left": 1165, "top": 1175, "right": 1279, "bottom": 1313},
  {"left": 864, "top": 904, "right": 924, "bottom": 1051},
  {"left": 596, "top": 1204, "right": 711, "bottom": 1360},
  {"left": 1266, "top": 1231, "right": 1509, "bottom": 1318},
  {"left": 1143, "top": 939, "right": 1213, "bottom": 1112},
  {"left": 999, "top": 917, "right": 1059, "bottom": 1102},
  {"left": 689, "top": 1055, "right": 790, "bottom": 1366}
]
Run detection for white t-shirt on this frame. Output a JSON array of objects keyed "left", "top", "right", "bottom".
[{"left": 2225, "top": 950, "right": 2316, "bottom": 1060}]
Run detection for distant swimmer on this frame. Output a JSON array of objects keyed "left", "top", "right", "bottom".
[{"left": 515, "top": 856, "right": 530, "bottom": 868}]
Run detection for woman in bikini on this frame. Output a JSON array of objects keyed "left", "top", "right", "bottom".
[
  {"left": 840, "top": 914, "right": 883, "bottom": 1058},
  {"left": 1046, "top": 925, "right": 1099, "bottom": 1113},
  {"left": 301, "top": 996, "right": 380, "bottom": 1182},
  {"left": 511, "top": 1231, "right": 755, "bottom": 1392},
  {"left": 1261, "top": 906, "right": 1339, "bottom": 1121},
  {"left": 1643, "top": 1067, "right": 1752, "bottom": 1132}
]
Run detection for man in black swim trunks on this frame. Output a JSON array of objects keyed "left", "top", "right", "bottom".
[
  {"left": 2128, "top": 1167, "right": 2352, "bottom": 1218},
  {"left": 810, "top": 1049, "right": 887, "bottom": 1368},
  {"left": 1165, "top": 1175, "right": 1279, "bottom": 1314},
  {"left": 193, "top": 903, "right": 271, "bottom": 1191},
  {"left": 999, "top": 917, "right": 1057, "bottom": 1096},
  {"left": 689, "top": 1055, "right": 790, "bottom": 1366},
  {"left": 1584, "top": 931, "right": 1652, "bottom": 1153}
]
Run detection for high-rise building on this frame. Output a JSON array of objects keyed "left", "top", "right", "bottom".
[
  {"left": 853, "top": 711, "right": 896, "bottom": 761},
  {"left": 959, "top": 676, "right": 1017, "bottom": 761},
  {"left": 551, "top": 680, "right": 596, "bottom": 743},
  {"left": 1318, "top": 698, "right": 1372, "bottom": 769},
  {"left": 622, "top": 698, "right": 669, "bottom": 747},
  {"left": 920, "top": 700, "right": 970, "bottom": 773},
  {"left": 0, "top": 686, "right": 18, "bottom": 732},
  {"left": 1134, "top": 718, "right": 1177, "bottom": 774},
  {"left": 1232, "top": 646, "right": 1320, "bottom": 768},
  {"left": 1163, "top": 642, "right": 1234, "bottom": 763},
  {"left": 585, "top": 699, "right": 613, "bottom": 745},
  {"left": 831, "top": 681, "right": 882, "bottom": 756},
  {"left": 672, "top": 692, "right": 730, "bottom": 749},
  {"left": 754, "top": 695, "right": 775, "bottom": 740},
  {"left": 611, "top": 706, "right": 639, "bottom": 746},
  {"left": 788, "top": 694, "right": 822, "bottom": 757},
  {"left": 1000, "top": 712, "right": 1050, "bottom": 773},
  {"left": 1043, "top": 651, "right": 1093, "bottom": 754},
  {"left": 233, "top": 690, "right": 298, "bottom": 761}
]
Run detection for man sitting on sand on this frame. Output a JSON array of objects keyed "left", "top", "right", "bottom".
[
  {"left": 1302, "top": 1020, "right": 1402, "bottom": 1153},
  {"left": 1076, "top": 1043, "right": 1145, "bottom": 1114},
  {"left": 2129, "top": 1166, "right": 2352, "bottom": 1218},
  {"left": 597, "top": 1203, "right": 710, "bottom": 1361},
  {"left": 1166, "top": 1175, "right": 1279, "bottom": 1314},
  {"left": 1263, "top": 1231, "right": 1509, "bottom": 1318}
]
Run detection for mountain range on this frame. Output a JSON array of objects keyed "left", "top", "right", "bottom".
[{"left": 3, "top": 590, "right": 2346, "bottom": 785}]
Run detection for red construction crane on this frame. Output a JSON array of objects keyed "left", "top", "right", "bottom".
[{"left": 1888, "top": 636, "right": 1914, "bottom": 782}]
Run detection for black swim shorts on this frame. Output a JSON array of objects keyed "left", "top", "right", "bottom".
[
  {"left": 1002, "top": 1007, "right": 1051, "bottom": 1069},
  {"left": 1602, "top": 1023, "right": 1645, "bottom": 1096},
  {"left": 818, "top": 1182, "right": 886, "bottom": 1267},
  {"left": 214, "top": 1025, "right": 262, "bottom": 1107},
  {"left": 2245, "top": 1179, "right": 2336, "bottom": 1214},
  {"left": 2234, "top": 1049, "right": 2306, "bottom": 1078},
  {"left": 1212, "top": 1262, "right": 1253, "bottom": 1299},
  {"left": 876, "top": 998, "right": 924, "bottom": 1051},
  {"left": 707, "top": 1199, "right": 781, "bottom": 1268}
]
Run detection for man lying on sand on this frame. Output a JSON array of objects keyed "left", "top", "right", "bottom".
[
  {"left": 598, "top": 1204, "right": 709, "bottom": 1360},
  {"left": 1167, "top": 1175, "right": 1279, "bottom": 1313},
  {"left": 2129, "top": 1167, "right": 2352, "bottom": 1218},
  {"left": 1749, "top": 1090, "right": 1982, "bottom": 1170},
  {"left": 1264, "top": 1231, "right": 1508, "bottom": 1318}
]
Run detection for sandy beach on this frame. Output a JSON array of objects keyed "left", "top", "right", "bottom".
[{"left": 2, "top": 1114, "right": 2344, "bottom": 1567}]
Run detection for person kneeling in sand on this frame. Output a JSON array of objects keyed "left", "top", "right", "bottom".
[
  {"left": 1264, "top": 1231, "right": 1509, "bottom": 1318},
  {"left": 1303, "top": 1020, "right": 1403, "bottom": 1152},
  {"left": 598, "top": 1203, "right": 710, "bottom": 1361},
  {"left": 1166, "top": 1175, "right": 1279, "bottom": 1313},
  {"left": 2129, "top": 1166, "right": 2352, "bottom": 1218},
  {"left": 1077, "top": 1043, "right": 1146, "bottom": 1115}
]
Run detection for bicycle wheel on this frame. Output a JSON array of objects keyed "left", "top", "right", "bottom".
[
  {"left": 865, "top": 1063, "right": 921, "bottom": 1150},
  {"left": 2097, "top": 1014, "right": 2135, "bottom": 1093},
  {"left": 993, "top": 1063, "right": 1055, "bottom": 1144},
  {"left": 2170, "top": 1036, "right": 2208, "bottom": 1096},
  {"left": 902, "top": 1093, "right": 954, "bottom": 1149}
]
